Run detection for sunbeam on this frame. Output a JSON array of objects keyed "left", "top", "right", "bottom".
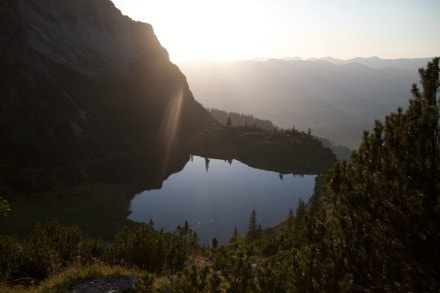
[{"left": 159, "top": 88, "right": 185, "bottom": 178}]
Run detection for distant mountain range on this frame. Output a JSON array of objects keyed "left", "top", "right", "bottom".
[
  {"left": 309, "top": 56, "right": 431, "bottom": 71},
  {"left": 178, "top": 57, "right": 431, "bottom": 148}
]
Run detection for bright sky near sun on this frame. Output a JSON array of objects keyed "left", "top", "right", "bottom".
[{"left": 110, "top": 0, "right": 439, "bottom": 62}]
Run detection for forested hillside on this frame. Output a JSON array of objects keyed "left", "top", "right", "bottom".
[
  {"left": 209, "top": 108, "right": 351, "bottom": 161},
  {"left": 208, "top": 108, "right": 276, "bottom": 130},
  {"left": 189, "top": 126, "right": 336, "bottom": 174}
]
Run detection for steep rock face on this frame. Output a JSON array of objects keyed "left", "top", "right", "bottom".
[{"left": 0, "top": 0, "right": 212, "bottom": 191}]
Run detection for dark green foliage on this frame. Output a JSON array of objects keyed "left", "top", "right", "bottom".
[
  {"left": 0, "top": 197, "right": 9, "bottom": 216},
  {"left": 175, "top": 221, "right": 199, "bottom": 248},
  {"left": 172, "top": 265, "right": 210, "bottom": 293},
  {"left": 257, "top": 261, "right": 293, "bottom": 293},
  {"left": 170, "top": 265, "right": 227, "bottom": 293},
  {"left": 0, "top": 221, "right": 107, "bottom": 282},
  {"left": 209, "top": 108, "right": 275, "bottom": 130},
  {"left": 111, "top": 222, "right": 197, "bottom": 273},
  {"left": 211, "top": 238, "right": 219, "bottom": 251},
  {"left": 207, "top": 270, "right": 223, "bottom": 293},
  {"left": 0, "top": 235, "right": 26, "bottom": 282},
  {"left": 0, "top": 221, "right": 198, "bottom": 284},
  {"left": 134, "top": 273, "right": 156, "bottom": 292},
  {"left": 191, "top": 125, "right": 336, "bottom": 174},
  {"left": 229, "top": 227, "right": 239, "bottom": 243},
  {"left": 293, "top": 198, "right": 306, "bottom": 228},
  {"left": 246, "top": 209, "right": 259, "bottom": 242},
  {"left": 328, "top": 58, "right": 439, "bottom": 290}
]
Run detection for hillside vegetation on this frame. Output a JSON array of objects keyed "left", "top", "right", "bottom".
[
  {"left": 189, "top": 125, "right": 336, "bottom": 174},
  {"left": 208, "top": 108, "right": 276, "bottom": 130},
  {"left": 209, "top": 108, "right": 352, "bottom": 161}
]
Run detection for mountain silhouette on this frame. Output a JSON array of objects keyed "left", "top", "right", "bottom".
[{"left": 0, "top": 0, "right": 212, "bottom": 193}]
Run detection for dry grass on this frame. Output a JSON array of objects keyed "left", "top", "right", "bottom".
[{"left": 0, "top": 263, "right": 142, "bottom": 293}]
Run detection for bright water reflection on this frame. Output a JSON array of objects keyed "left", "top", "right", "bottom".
[{"left": 128, "top": 156, "right": 316, "bottom": 244}]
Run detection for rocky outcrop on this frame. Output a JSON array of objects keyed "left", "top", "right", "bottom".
[
  {"left": 69, "top": 276, "right": 137, "bottom": 292},
  {"left": 0, "top": 0, "right": 212, "bottom": 192}
]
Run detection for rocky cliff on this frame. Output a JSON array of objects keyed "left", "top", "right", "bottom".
[{"left": 0, "top": 0, "right": 212, "bottom": 192}]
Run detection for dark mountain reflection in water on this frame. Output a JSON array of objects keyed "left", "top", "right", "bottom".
[{"left": 129, "top": 156, "right": 316, "bottom": 244}]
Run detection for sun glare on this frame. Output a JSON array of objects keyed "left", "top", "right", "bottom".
[
  {"left": 112, "top": 0, "right": 440, "bottom": 62},
  {"left": 112, "top": 0, "right": 277, "bottom": 62},
  {"left": 159, "top": 87, "right": 184, "bottom": 177},
  {"left": 153, "top": 1, "right": 269, "bottom": 62}
]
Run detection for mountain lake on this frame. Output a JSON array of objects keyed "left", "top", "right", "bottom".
[{"left": 129, "top": 155, "right": 316, "bottom": 244}]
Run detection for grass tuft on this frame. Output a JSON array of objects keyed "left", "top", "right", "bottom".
[{"left": 0, "top": 263, "right": 142, "bottom": 293}]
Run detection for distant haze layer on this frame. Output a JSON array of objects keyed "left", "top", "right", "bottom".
[
  {"left": 179, "top": 57, "right": 430, "bottom": 148},
  {"left": 110, "top": 0, "right": 440, "bottom": 62}
]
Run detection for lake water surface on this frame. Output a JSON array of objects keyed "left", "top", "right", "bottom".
[{"left": 128, "top": 156, "right": 316, "bottom": 244}]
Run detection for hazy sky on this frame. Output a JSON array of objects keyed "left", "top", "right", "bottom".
[{"left": 110, "top": 0, "right": 439, "bottom": 62}]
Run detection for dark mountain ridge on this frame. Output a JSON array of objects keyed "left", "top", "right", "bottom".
[
  {"left": 313, "top": 56, "right": 431, "bottom": 71},
  {"left": 0, "top": 0, "right": 212, "bottom": 193}
]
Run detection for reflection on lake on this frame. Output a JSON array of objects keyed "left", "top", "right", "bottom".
[{"left": 128, "top": 156, "right": 316, "bottom": 244}]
